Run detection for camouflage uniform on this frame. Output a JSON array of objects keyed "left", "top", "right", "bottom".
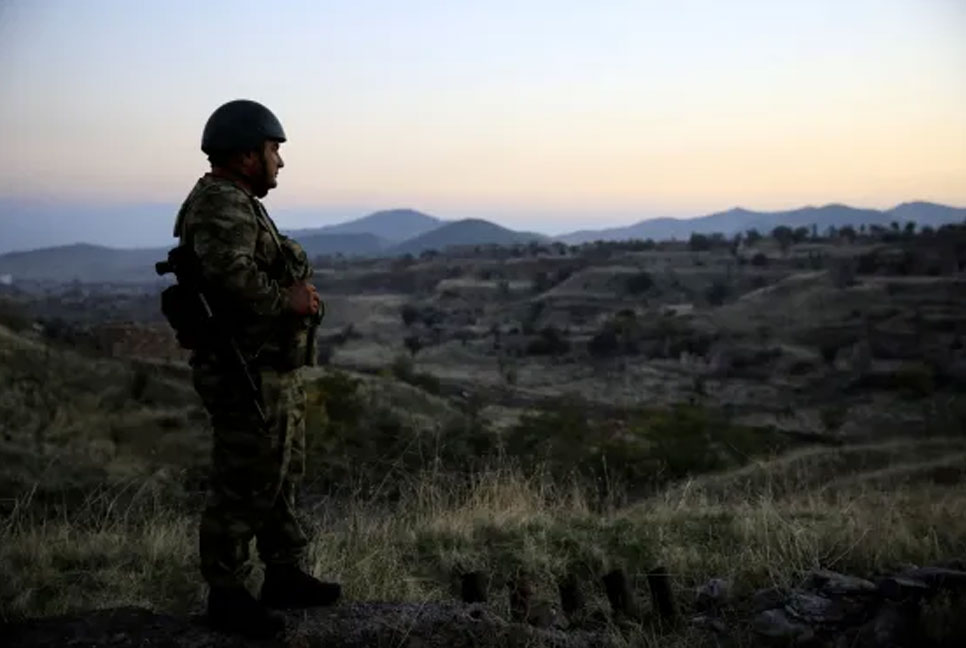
[{"left": 175, "top": 173, "right": 313, "bottom": 588}]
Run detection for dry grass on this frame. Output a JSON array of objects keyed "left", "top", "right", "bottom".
[{"left": 3, "top": 443, "right": 965, "bottom": 640}]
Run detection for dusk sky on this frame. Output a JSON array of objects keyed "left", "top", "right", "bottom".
[{"left": 1, "top": 0, "right": 964, "bottom": 239}]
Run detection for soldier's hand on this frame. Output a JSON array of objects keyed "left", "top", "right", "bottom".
[{"left": 286, "top": 282, "right": 320, "bottom": 316}]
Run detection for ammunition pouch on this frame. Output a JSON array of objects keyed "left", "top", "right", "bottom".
[
  {"left": 157, "top": 246, "right": 215, "bottom": 351},
  {"left": 160, "top": 283, "right": 211, "bottom": 350}
]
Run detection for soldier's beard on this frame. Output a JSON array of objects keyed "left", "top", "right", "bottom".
[
  {"left": 251, "top": 156, "right": 276, "bottom": 198},
  {"left": 254, "top": 175, "right": 276, "bottom": 198}
]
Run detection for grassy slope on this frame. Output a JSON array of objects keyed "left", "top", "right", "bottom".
[
  {"left": 3, "top": 458, "right": 965, "bottom": 647},
  {"left": 3, "top": 245, "right": 966, "bottom": 645}
]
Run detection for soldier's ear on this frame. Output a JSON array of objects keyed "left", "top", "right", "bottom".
[{"left": 238, "top": 149, "right": 260, "bottom": 170}]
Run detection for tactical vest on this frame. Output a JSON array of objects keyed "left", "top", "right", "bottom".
[{"left": 166, "top": 175, "right": 314, "bottom": 370}]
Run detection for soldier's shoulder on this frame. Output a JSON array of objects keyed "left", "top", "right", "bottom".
[
  {"left": 184, "top": 176, "right": 256, "bottom": 223},
  {"left": 193, "top": 175, "right": 253, "bottom": 206}
]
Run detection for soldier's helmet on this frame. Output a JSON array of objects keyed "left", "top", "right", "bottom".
[{"left": 201, "top": 99, "right": 286, "bottom": 155}]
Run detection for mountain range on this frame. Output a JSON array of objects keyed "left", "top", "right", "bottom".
[
  {"left": 557, "top": 201, "right": 966, "bottom": 244},
  {"left": 0, "top": 201, "right": 963, "bottom": 283}
]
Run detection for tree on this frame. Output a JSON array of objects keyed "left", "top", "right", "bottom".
[
  {"left": 403, "top": 335, "right": 422, "bottom": 356},
  {"left": 705, "top": 280, "right": 730, "bottom": 306},
  {"left": 730, "top": 232, "right": 744, "bottom": 256},
  {"left": 532, "top": 271, "right": 554, "bottom": 293},
  {"left": 771, "top": 226, "right": 794, "bottom": 253},
  {"left": 625, "top": 271, "right": 654, "bottom": 294},
  {"left": 792, "top": 227, "right": 810, "bottom": 243},
  {"left": 400, "top": 303, "right": 419, "bottom": 327},
  {"left": 745, "top": 229, "right": 762, "bottom": 245},
  {"left": 904, "top": 221, "right": 917, "bottom": 237},
  {"left": 839, "top": 226, "right": 857, "bottom": 244},
  {"left": 689, "top": 232, "right": 712, "bottom": 252}
]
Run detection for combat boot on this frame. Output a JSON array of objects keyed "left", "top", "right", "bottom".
[
  {"left": 207, "top": 585, "right": 285, "bottom": 639},
  {"left": 261, "top": 564, "right": 342, "bottom": 608}
]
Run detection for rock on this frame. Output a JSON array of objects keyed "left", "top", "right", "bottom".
[
  {"left": 690, "top": 614, "right": 727, "bottom": 634},
  {"left": 753, "top": 608, "right": 815, "bottom": 645},
  {"left": 902, "top": 566, "right": 966, "bottom": 590},
  {"left": 877, "top": 575, "right": 930, "bottom": 600},
  {"left": 557, "top": 573, "right": 584, "bottom": 620},
  {"left": 602, "top": 568, "right": 638, "bottom": 619},
  {"left": 751, "top": 587, "right": 787, "bottom": 613},
  {"left": 525, "top": 600, "right": 562, "bottom": 630},
  {"left": 696, "top": 578, "right": 732, "bottom": 611},
  {"left": 853, "top": 602, "right": 913, "bottom": 648},
  {"left": 460, "top": 571, "right": 489, "bottom": 603},
  {"left": 784, "top": 591, "right": 848, "bottom": 626},
  {"left": 807, "top": 569, "right": 876, "bottom": 596},
  {"left": 646, "top": 566, "right": 677, "bottom": 621}
]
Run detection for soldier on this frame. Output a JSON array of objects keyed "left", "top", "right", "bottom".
[{"left": 173, "top": 99, "right": 340, "bottom": 638}]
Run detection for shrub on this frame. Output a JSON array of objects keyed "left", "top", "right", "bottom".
[
  {"left": 820, "top": 343, "right": 839, "bottom": 366},
  {"left": 705, "top": 280, "right": 730, "bottom": 306},
  {"left": 503, "top": 401, "right": 777, "bottom": 489},
  {"left": 525, "top": 326, "right": 570, "bottom": 356},
  {"left": 750, "top": 252, "right": 768, "bottom": 267},
  {"left": 830, "top": 259, "right": 857, "bottom": 288},
  {"left": 400, "top": 304, "right": 419, "bottom": 327},
  {"left": 689, "top": 233, "right": 712, "bottom": 252},
  {"left": 404, "top": 335, "right": 422, "bottom": 356},
  {"left": 895, "top": 363, "right": 936, "bottom": 399},
  {"left": 624, "top": 271, "right": 654, "bottom": 294},
  {"left": 531, "top": 271, "right": 555, "bottom": 293},
  {"left": 391, "top": 354, "right": 442, "bottom": 394},
  {"left": 856, "top": 253, "right": 879, "bottom": 275},
  {"left": 588, "top": 329, "right": 619, "bottom": 357},
  {"left": 316, "top": 342, "right": 334, "bottom": 365},
  {"left": 0, "top": 298, "right": 31, "bottom": 332},
  {"left": 304, "top": 369, "right": 459, "bottom": 492}
]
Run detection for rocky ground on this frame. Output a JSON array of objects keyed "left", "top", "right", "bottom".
[
  {"left": 5, "top": 563, "right": 966, "bottom": 647},
  {"left": 3, "top": 603, "right": 605, "bottom": 648}
]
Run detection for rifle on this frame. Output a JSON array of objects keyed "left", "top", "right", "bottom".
[{"left": 156, "top": 246, "right": 268, "bottom": 424}]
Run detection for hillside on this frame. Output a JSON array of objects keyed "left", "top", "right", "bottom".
[
  {"left": 391, "top": 218, "right": 548, "bottom": 255},
  {"left": 0, "top": 244, "right": 166, "bottom": 283},
  {"left": 3, "top": 224, "right": 966, "bottom": 645},
  {"left": 0, "top": 232, "right": 384, "bottom": 283},
  {"left": 296, "top": 232, "right": 387, "bottom": 258},
  {"left": 559, "top": 202, "right": 966, "bottom": 244},
  {"left": 288, "top": 208, "right": 444, "bottom": 244}
]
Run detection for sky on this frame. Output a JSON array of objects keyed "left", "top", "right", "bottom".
[{"left": 0, "top": 0, "right": 964, "bottom": 240}]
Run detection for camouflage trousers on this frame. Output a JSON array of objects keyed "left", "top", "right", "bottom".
[{"left": 192, "top": 357, "right": 308, "bottom": 588}]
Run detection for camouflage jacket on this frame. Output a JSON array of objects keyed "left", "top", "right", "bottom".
[{"left": 174, "top": 173, "right": 312, "bottom": 367}]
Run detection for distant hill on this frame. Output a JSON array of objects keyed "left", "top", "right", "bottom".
[
  {"left": 296, "top": 232, "right": 387, "bottom": 259},
  {"left": 3, "top": 202, "right": 964, "bottom": 282},
  {"left": 288, "top": 209, "right": 444, "bottom": 244},
  {"left": 0, "top": 232, "right": 389, "bottom": 283},
  {"left": 391, "top": 219, "right": 549, "bottom": 255},
  {"left": 886, "top": 201, "right": 966, "bottom": 228},
  {"left": 0, "top": 244, "right": 165, "bottom": 283},
  {"left": 558, "top": 202, "right": 966, "bottom": 244}
]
